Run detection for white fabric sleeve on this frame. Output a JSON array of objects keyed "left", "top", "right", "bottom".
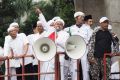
[
  {"left": 38, "top": 13, "right": 49, "bottom": 30},
  {"left": 4, "top": 36, "right": 11, "bottom": 56},
  {"left": 20, "top": 33, "right": 29, "bottom": 45},
  {"left": 56, "top": 31, "right": 70, "bottom": 48}
]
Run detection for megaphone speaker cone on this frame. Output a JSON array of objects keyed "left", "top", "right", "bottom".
[
  {"left": 65, "top": 35, "right": 87, "bottom": 59},
  {"left": 33, "top": 37, "right": 56, "bottom": 61},
  {"left": 40, "top": 43, "right": 50, "bottom": 53}
]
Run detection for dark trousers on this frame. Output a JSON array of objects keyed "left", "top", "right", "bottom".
[
  {"left": 33, "top": 65, "right": 38, "bottom": 80},
  {"left": 0, "top": 68, "right": 4, "bottom": 80},
  {"left": 16, "top": 63, "right": 34, "bottom": 80},
  {"left": 79, "top": 60, "right": 83, "bottom": 80}
]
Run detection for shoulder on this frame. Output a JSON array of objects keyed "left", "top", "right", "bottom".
[
  {"left": 18, "top": 33, "right": 27, "bottom": 39},
  {"left": 81, "top": 24, "right": 90, "bottom": 29},
  {"left": 5, "top": 35, "right": 12, "bottom": 43},
  {"left": 64, "top": 25, "right": 76, "bottom": 31},
  {"left": 27, "top": 34, "right": 34, "bottom": 38},
  {"left": 41, "top": 31, "right": 48, "bottom": 37},
  {"left": 18, "top": 33, "right": 26, "bottom": 36},
  {"left": 64, "top": 27, "right": 70, "bottom": 32},
  {"left": 58, "top": 30, "right": 69, "bottom": 36},
  {"left": 5, "top": 35, "right": 11, "bottom": 40},
  {"left": 59, "top": 30, "right": 68, "bottom": 33}
]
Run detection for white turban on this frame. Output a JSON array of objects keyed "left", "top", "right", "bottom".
[
  {"left": 37, "top": 21, "right": 42, "bottom": 25},
  {"left": 55, "top": 18, "right": 65, "bottom": 26},
  {"left": 7, "top": 26, "right": 16, "bottom": 32},
  {"left": 52, "top": 16, "right": 61, "bottom": 21},
  {"left": 47, "top": 20, "right": 54, "bottom": 26},
  {"left": 9, "top": 22, "right": 19, "bottom": 28},
  {"left": 74, "top": 11, "right": 85, "bottom": 18},
  {"left": 99, "top": 17, "right": 109, "bottom": 23}
]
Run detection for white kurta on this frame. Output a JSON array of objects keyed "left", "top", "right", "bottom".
[
  {"left": 19, "top": 33, "right": 33, "bottom": 66},
  {"left": 4, "top": 33, "right": 32, "bottom": 80},
  {"left": 79, "top": 24, "right": 93, "bottom": 80},
  {"left": 27, "top": 31, "right": 55, "bottom": 80},
  {"left": 64, "top": 25, "right": 80, "bottom": 36},
  {"left": 4, "top": 35, "right": 11, "bottom": 57},
  {"left": 64, "top": 24, "right": 93, "bottom": 80},
  {"left": 9, "top": 33, "right": 29, "bottom": 67},
  {"left": 64, "top": 25, "right": 80, "bottom": 80},
  {"left": 28, "top": 31, "right": 48, "bottom": 66},
  {"left": 56, "top": 30, "right": 70, "bottom": 80},
  {"left": 39, "top": 13, "right": 70, "bottom": 80},
  {"left": 110, "top": 56, "right": 120, "bottom": 79},
  {"left": 4, "top": 35, "right": 17, "bottom": 80},
  {"left": 38, "top": 13, "right": 55, "bottom": 80}
]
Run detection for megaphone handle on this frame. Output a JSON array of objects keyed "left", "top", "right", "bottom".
[{"left": 64, "top": 53, "right": 70, "bottom": 60}]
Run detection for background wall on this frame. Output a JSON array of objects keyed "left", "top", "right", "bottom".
[{"left": 74, "top": 0, "right": 120, "bottom": 40}]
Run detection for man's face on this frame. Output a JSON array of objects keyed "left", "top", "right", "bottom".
[
  {"left": 37, "top": 23, "right": 44, "bottom": 33},
  {"left": 50, "top": 22, "right": 55, "bottom": 26},
  {"left": 75, "top": 16, "right": 84, "bottom": 24},
  {"left": 33, "top": 27, "right": 38, "bottom": 34},
  {"left": 54, "top": 21, "right": 64, "bottom": 31},
  {"left": 87, "top": 19, "right": 93, "bottom": 26},
  {"left": 12, "top": 25, "right": 19, "bottom": 33},
  {"left": 15, "top": 27, "right": 19, "bottom": 32},
  {"left": 100, "top": 20, "right": 109, "bottom": 30},
  {"left": 9, "top": 29, "right": 17, "bottom": 39}
]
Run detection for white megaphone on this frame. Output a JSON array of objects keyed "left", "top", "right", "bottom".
[
  {"left": 33, "top": 37, "right": 56, "bottom": 61},
  {"left": 65, "top": 35, "right": 87, "bottom": 59}
]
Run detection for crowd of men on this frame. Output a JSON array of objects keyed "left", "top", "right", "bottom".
[{"left": 0, "top": 7, "right": 119, "bottom": 80}]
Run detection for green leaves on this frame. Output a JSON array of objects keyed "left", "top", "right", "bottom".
[
  {"left": 0, "top": 0, "right": 33, "bottom": 46},
  {"left": 13, "top": 0, "right": 33, "bottom": 16},
  {"left": 56, "top": 0, "right": 75, "bottom": 27},
  {"left": 0, "top": 0, "right": 75, "bottom": 47}
]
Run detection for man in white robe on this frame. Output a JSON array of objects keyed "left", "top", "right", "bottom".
[
  {"left": 35, "top": 8, "right": 70, "bottom": 80},
  {"left": 64, "top": 11, "right": 85, "bottom": 80},
  {"left": 80, "top": 15, "right": 93, "bottom": 80}
]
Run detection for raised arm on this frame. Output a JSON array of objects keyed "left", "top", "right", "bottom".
[{"left": 35, "top": 7, "right": 50, "bottom": 30}]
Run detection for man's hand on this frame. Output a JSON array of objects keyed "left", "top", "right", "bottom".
[
  {"left": 35, "top": 7, "right": 42, "bottom": 15},
  {"left": 19, "top": 54, "right": 26, "bottom": 58},
  {"left": 88, "top": 59, "right": 96, "bottom": 64},
  {"left": 8, "top": 54, "right": 13, "bottom": 59}
]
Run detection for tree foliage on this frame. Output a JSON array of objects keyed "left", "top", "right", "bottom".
[
  {"left": 21, "top": 0, "right": 59, "bottom": 35},
  {"left": 0, "top": 0, "right": 75, "bottom": 47},
  {"left": 57, "top": 0, "right": 75, "bottom": 27},
  {"left": 0, "top": 0, "right": 33, "bottom": 47},
  {"left": 22, "top": 0, "right": 75, "bottom": 35}
]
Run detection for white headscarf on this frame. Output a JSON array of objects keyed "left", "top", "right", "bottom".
[
  {"left": 7, "top": 26, "right": 16, "bottom": 32},
  {"left": 74, "top": 11, "right": 85, "bottom": 18},
  {"left": 9, "top": 22, "right": 19, "bottom": 28},
  {"left": 54, "top": 18, "right": 65, "bottom": 26}
]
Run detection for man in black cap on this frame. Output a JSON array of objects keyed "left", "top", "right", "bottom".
[{"left": 84, "top": 15, "right": 93, "bottom": 27}]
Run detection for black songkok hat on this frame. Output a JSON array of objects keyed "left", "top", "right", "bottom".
[{"left": 84, "top": 15, "right": 92, "bottom": 21}]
